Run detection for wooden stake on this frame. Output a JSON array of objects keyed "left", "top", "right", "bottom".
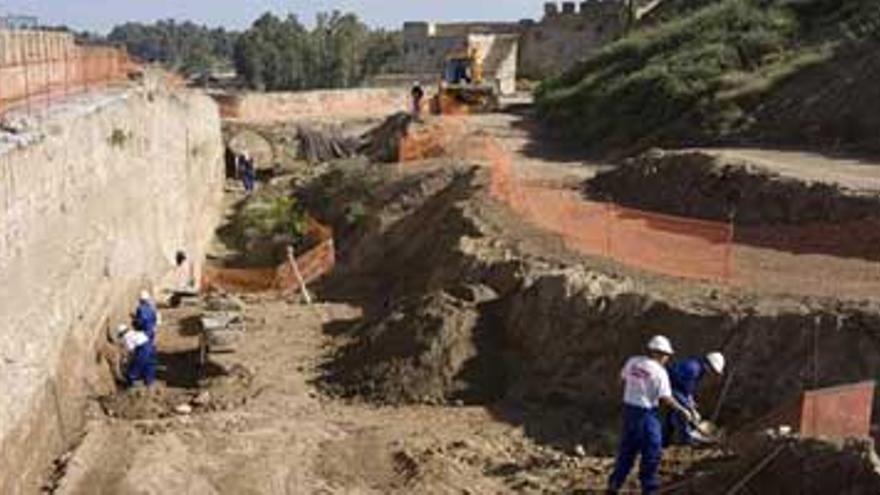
[{"left": 286, "top": 245, "right": 312, "bottom": 305}]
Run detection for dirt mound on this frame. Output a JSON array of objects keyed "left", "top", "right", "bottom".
[
  {"left": 323, "top": 289, "right": 505, "bottom": 405},
  {"left": 360, "top": 112, "right": 414, "bottom": 163},
  {"left": 587, "top": 149, "right": 880, "bottom": 225}
]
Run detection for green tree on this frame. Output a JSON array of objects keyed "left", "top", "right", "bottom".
[
  {"left": 108, "top": 20, "right": 238, "bottom": 76},
  {"left": 233, "top": 11, "right": 402, "bottom": 91}
]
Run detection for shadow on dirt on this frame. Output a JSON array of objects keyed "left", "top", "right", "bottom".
[{"left": 157, "top": 349, "right": 228, "bottom": 389}]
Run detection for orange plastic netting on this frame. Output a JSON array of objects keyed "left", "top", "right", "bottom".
[
  {"left": 202, "top": 220, "right": 336, "bottom": 293},
  {"left": 400, "top": 117, "right": 733, "bottom": 282}
]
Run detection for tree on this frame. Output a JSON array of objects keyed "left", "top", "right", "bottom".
[
  {"left": 233, "top": 11, "right": 403, "bottom": 91},
  {"left": 108, "top": 20, "right": 238, "bottom": 76}
]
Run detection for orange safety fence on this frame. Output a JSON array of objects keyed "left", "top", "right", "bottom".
[
  {"left": 400, "top": 117, "right": 734, "bottom": 282},
  {"left": 202, "top": 219, "right": 336, "bottom": 293},
  {"left": 0, "top": 45, "right": 133, "bottom": 117}
]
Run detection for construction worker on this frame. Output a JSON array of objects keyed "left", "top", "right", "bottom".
[
  {"left": 607, "top": 335, "right": 694, "bottom": 495},
  {"left": 134, "top": 290, "right": 158, "bottom": 343},
  {"left": 239, "top": 152, "right": 256, "bottom": 193},
  {"left": 665, "top": 352, "right": 725, "bottom": 446},
  {"left": 117, "top": 324, "right": 156, "bottom": 387},
  {"left": 411, "top": 81, "right": 425, "bottom": 120}
]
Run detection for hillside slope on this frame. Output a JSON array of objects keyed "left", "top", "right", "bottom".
[{"left": 536, "top": 0, "right": 880, "bottom": 155}]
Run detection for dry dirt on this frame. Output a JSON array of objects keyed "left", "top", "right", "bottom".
[
  {"left": 51, "top": 296, "right": 716, "bottom": 495},
  {"left": 48, "top": 103, "right": 880, "bottom": 495}
]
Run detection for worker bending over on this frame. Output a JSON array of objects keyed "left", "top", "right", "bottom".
[
  {"left": 665, "top": 352, "right": 725, "bottom": 445},
  {"left": 117, "top": 325, "right": 155, "bottom": 387},
  {"left": 607, "top": 335, "right": 693, "bottom": 495},
  {"left": 134, "top": 290, "right": 158, "bottom": 343}
]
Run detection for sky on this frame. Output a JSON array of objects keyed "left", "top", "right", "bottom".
[{"left": 1, "top": 0, "right": 543, "bottom": 33}]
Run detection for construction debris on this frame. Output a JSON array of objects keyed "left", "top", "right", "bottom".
[
  {"left": 297, "top": 124, "right": 361, "bottom": 164},
  {"left": 359, "top": 112, "right": 414, "bottom": 163}
]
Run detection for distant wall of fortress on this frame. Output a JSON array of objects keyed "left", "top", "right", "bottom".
[{"left": 402, "top": 0, "right": 628, "bottom": 88}]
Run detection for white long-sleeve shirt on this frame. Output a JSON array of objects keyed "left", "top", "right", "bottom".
[{"left": 620, "top": 356, "right": 673, "bottom": 409}]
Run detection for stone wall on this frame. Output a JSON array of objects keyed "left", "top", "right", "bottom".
[
  {"left": 217, "top": 88, "right": 412, "bottom": 123},
  {"left": 519, "top": 3, "right": 625, "bottom": 78},
  {"left": 0, "top": 87, "right": 224, "bottom": 494},
  {"left": 401, "top": 0, "right": 627, "bottom": 82}
]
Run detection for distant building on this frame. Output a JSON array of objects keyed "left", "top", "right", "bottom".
[
  {"left": 0, "top": 14, "right": 39, "bottom": 30},
  {"left": 401, "top": 1, "right": 629, "bottom": 94}
]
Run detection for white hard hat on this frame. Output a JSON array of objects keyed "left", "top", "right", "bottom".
[
  {"left": 706, "top": 352, "right": 726, "bottom": 374},
  {"left": 647, "top": 335, "right": 674, "bottom": 355},
  {"left": 139, "top": 290, "right": 151, "bottom": 301}
]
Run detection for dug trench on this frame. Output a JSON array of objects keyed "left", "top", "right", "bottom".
[
  {"left": 299, "top": 154, "right": 880, "bottom": 489},
  {"left": 49, "top": 115, "right": 880, "bottom": 493}
]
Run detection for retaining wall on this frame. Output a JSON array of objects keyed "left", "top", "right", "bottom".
[
  {"left": 0, "top": 87, "right": 224, "bottom": 493},
  {"left": 216, "top": 88, "right": 411, "bottom": 123}
]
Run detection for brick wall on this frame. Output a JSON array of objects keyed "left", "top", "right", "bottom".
[{"left": 0, "top": 30, "right": 128, "bottom": 112}]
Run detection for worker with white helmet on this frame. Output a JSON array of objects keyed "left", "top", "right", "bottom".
[
  {"left": 664, "top": 351, "right": 725, "bottom": 446},
  {"left": 134, "top": 290, "right": 159, "bottom": 343},
  {"left": 116, "top": 324, "right": 155, "bottom": 387},
  {"left": 607, "top": 335, "right": 693, "bottom": 495}
]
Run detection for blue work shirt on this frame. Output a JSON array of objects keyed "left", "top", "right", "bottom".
[
  {"left": 134, "top": 301, "right": 158, "bottom": 342},
  {"left": 667, "top": 357, "right": 707, "bottom": 404}
]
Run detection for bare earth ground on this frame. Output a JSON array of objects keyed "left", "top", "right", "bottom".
[
  {"left": 471, "top": 110, "right": 880, "bottom": 302},
  {"left": 51, "top": 105, "right": 880, "bottom": 494},
  {"left": 54, "top": 296, "right": 712, "bottom": 494}
]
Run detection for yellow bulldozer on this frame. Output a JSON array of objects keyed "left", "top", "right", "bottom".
[{"left": 432, "top": 47, "right": 500, "bottom": 115}]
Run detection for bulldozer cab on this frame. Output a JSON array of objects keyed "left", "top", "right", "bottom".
[
  {"left": 444, "top": 57, "right": 472, "bottom": 85},
  {"left": 433, "top": 47, "right": 497, "bottom": 115},
  {"left": 442, "top": 48, "right": 484, "bottom": 86}
]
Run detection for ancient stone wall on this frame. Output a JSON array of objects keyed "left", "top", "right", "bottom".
[
  {"left": 0, "top": 87, "right": 224, "bottom": 494},
  {"left": 519, "top": 2, "right": 626, "bottom": 78},
  {"left": 401, "top": 1, "right": 627, "bottom": 83}
]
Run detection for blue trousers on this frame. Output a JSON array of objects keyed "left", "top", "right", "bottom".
[
  {"left": 608, "top": 405, "right": 663, "bottom": 495},
  {"left": 665, "top": 391, "right": 693, "bottom": 446},
  {"left": 242, "top": 175, "right": 254, "bottom": 193},
  {"left": 127, "top": 344, "right": 156, "bottom": 387}
]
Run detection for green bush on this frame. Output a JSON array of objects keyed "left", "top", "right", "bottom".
[
  {"left": 240, "top": 195, "right": 308, "bottom": 240},
  {"left": 536, "top": 0, "right": 806, "bottom": 151}
]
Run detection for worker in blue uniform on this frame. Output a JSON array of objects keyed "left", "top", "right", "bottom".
[
  {"left": 117, "top": 324, "right": 156, "bottom": 387},
  {"left": 665, "top": 352, "right": 725, "bottom": 446},
  {"left": 134, "top": 290, "right": 158, "bottom": 343},
  {"left": 607, "top": 335, "right": 694, "bottom": 495}
]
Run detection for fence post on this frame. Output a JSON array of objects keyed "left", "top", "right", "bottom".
[
  {"left": 43, "top": 36, "right": 49, "bottom": 112},
  {"left": 0, "top": 47, "right": 4, "bottom": 116},
  {"left": 22, "top": 37, "right": 31, "bottom": 117},
  {"left": 286, "top": 245, "right": 313, "bottom": 304},
  {"left": 63, "top": 44, "right": 69, "bottom": 102}
]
